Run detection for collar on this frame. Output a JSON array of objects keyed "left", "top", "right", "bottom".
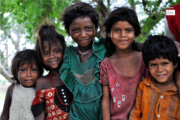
[{"left": 143, "top": 75, "right": 178, "bottom": 93}]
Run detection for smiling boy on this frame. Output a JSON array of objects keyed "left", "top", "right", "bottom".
[{"left": 129, "top": 35, "right": 180, "bottom": 120}]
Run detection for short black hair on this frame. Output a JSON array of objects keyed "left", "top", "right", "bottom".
[
  {"left": 11, "top": 49, "right": 43, "bottom": 83},
  {"left": 104, "top": 7, "right": 141, "bottom": 57},
  {"left": 35, "top": 20, "right": 66, "bottom": 70},
  {"left": 61, "top": 2, "right": 99, "bottom": 31},
  {"left": 142, "top": 35, "right": 178, "bottom": 69}
]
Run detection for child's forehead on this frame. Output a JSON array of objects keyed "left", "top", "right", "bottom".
[
  {"left": 42, "top": 41, "right": 63, "bottom": 49},
  {"left": 20, "top": 62, "right": 36, "bottom": 66},
  {"left": 71, "top": 17, "right": 94, "bottom": 26},
  {"left": 149, "top": 56, "right": 171, "bottom": 63}
]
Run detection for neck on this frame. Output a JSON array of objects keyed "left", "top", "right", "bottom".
[
  {"left": 78, "top": 42, "right": 93, "bottom": 52},
  {"left": 114, "top": 46, "right": 134, "bottom": 58},
  {"left": 153, "top": 78, "right": 175, "bottom": 93},
  {"left": 49, "top": 69, "right": 61, "bottom": 77}
]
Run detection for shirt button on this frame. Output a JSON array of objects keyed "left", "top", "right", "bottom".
[
  {"left": 64, "top": 95, "right": 66, "bottom": 98},
  {"left": 157, "top": 114, "right": 160, "bottom": 118},
  {"left": 62, "top": 92, "right": 65, "bottom": 95},
  {"left": 160, "top": 95, "right": 164, "bottom": 99},
  {"left": 61, "top": 89, "right": 64, "bottom": 91},
  {"left": 64, "top": 99, "right": 67, "bottom": 102}
]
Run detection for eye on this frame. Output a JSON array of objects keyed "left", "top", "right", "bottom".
[
  {"left": 73, "top": 28, "right": 80, "bottom": 32},
  {"left": 20, "top": 69, "right": 26, "bottom": 72},
  {"left": 162, "top": 62, "right": 168, "bottom": 65},
  {"left": 32, "top": 69, "right": 38, "bottom": 72},
  {"left": 54, "top": 50, "right": 60, "bottom": 53},
  {"left": 150, "top": 64, "right": 157, "bottom": 67},
  {"left": 114, "top": 29, "right": 120, "bottom": 32},
  {"left": 43, "top": 52, "right": 49, "bottom": 55},
  {"left": 126, "top": 29, "right": 132, "bottom": 33},
  {"left": 86, "top": 27, "right": 92, "bottom": 31}
]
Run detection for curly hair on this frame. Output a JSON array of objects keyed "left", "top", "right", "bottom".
[
  {"left": 142, "top": 35, "right": 178, "bottom": 69},
  {"left": 103, "top": 7, "right": 141, "bottom": 56},
  {"left": 11, "top": 49, "right": 43, "bottom": 83},
  {"left": 61, "top": 2, "right": 99, "bottom": 31},
  {"left": 35, "top": 19, "right": 66, "bottom": 70}
]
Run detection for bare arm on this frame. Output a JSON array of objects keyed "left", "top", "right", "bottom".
[
  {"left": 34, "top": 78, "right": 46, "bottom": 120},
  {"left": 0, "top": 84, "right": 14, "bottom": 120},
  {"left": 102, "top": 85, "right": 111, "bottom": 120}
]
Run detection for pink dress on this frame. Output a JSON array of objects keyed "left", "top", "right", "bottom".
[{"left": 99, "top": 56, "right": 149, "bottom": 120}]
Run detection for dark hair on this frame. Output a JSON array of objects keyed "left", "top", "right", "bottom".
[
  {"left": 35, "top": 20, "right": 66, "bottom": 70},
  {"left": 104, "top": 7, "right": 141, "bottom": 57},
  {"left": 11, "top": 49, "right": 43, "bottom": 83},
  {"left": 61, "top": 2, "right": 99, "bottom": 31},
  {"left": 142, "top": 35, "right": 178, "bottom": 69}
]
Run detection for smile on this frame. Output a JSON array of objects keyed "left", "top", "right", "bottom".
[
  {"left": 25, "top": 79, "right": 34, "bottom": 82},
  {"left": 49, "top": 60, "right": 58, "bottom": 63},
  {"left": 157, "top": 74, "right": 166, "bottom": 78},
  {"left": 118, "top": 40, "right": 128, "bottom": 43}
]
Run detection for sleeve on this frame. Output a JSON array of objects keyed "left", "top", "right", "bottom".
[
  {"left": 129, "top": 82, "right": 144, "bottom": 120},
  {"left": 99, "top": 61, "right": 109, "bottom": 85},
  {"left": 31, "top": 89, "right": 46, "bottom": 117}
]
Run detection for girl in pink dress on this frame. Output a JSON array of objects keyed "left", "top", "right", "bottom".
[{"left": 99, "top": 7, "right": 148, "bottom": 120}]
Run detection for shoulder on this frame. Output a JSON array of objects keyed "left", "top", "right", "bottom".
[
  {"left": 139, "top": 75, "right": 151, "bottom": 88},
  {"left": 36, "top": 75, "right": 50, "bottom": 90},
  {"left": 7, "top": 84, "right": 15, "bottom": 98}
]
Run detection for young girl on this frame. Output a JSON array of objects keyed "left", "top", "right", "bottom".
[
  {"left": 0, "top": 49, "right": 43, "bottom": 120},
  {"left": 31, "top": 21, "right": 73, "bottom": 120},
  {"left": 99, "top": 7, "right": 148, "bottom": 120},
  {"left": 60, "top": 2, "right": 106, "bottom": 120}
]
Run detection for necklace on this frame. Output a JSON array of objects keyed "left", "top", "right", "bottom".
[
  {"left": 78, "top": 48, "right": 89, "bottom": 57},
  {"left": 48, "top": 74, "right": 73, "bottom": 106}
]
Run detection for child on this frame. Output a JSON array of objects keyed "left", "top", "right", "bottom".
[
  {"left": 129, "top": 35, "right": 180, "bottom": 119},
  {"left": 0, "top": 49, "right": 43, "bottom": 120},
  {"left": 60, "top": 2, "right": 106, "bottom": 120},
  {"left": 99, "top": 7, "right": 148, "bottom": 120},
  {"left": 31, "top": 21, "right": 73, "bottom": 120}
]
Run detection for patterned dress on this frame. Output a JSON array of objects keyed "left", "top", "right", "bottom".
[
  {"left": 99, "top": 57, "right": 149, "bottom": 120},
  {"left": 31, "top": 75, "right": 73, "bottom": 120},
  {"left": 60, "top": 39, "right": 106, "bottom": 120}
]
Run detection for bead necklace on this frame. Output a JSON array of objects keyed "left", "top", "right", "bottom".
[
  {"left": 48, "top": 74, "right": 73, "bottom": 106},
  {"left": 78, "top": 48, "right": 89, "bottom": 57}
]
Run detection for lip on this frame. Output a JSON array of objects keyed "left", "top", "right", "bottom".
[
  {"left": 118, "top": 40, "right": 128, "bottom": 43},
  {"left": 49, "top": 60, "right": 58, "bottom": 63},
  {"left": 25, "top": 79, "right": 34, "bottom": 83},
  {"left": 157, "top": 74, "right": 166, "bottom": 78}
]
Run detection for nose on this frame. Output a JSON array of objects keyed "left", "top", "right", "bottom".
[
  {"left": 49, "top": 52, "right": 54, "bottom": 58},
  {"left": 121, "top": 30, "right": 126, "bottom": 37},
  {"left": 26, "top": 69, "right": 32, "bottom": 76},
  {"left": 81, "top": 30, "right": 87, "bottom": 37},
  {"left": 157, "top": 65, "right": 163, "bottom": 72}
]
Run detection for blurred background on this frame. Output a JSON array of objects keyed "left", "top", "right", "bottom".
[{"left": 0, "top": 0, "right": 179, "bottom": 114}]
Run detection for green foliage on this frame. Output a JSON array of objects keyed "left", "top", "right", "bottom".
[{"left": 0, "top": 0, "right": 74, "bottom": 43}]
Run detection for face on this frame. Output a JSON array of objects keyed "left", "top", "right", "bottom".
[
  {"left": 149, "top": 57, "right": 177, "bottom": 84},
  {"left": 67, "top": 17, "right": 95, "bottom": 48},
  {"left": 108, "top": 21, "right": 135, "bottom": 50},
  {"left": 41, "top": 41, "right": 63, "bottom": 70},
  {"left": 17, "top": 63, "right": 39, "bottom": 87}
]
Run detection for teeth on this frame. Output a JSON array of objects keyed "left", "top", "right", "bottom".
[{"left": 158, "top": 74, "right": 165, "bottom": 77}]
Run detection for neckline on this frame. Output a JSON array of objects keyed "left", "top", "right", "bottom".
[
  {"left": 106, "top": 55, "right": 142, "bottom": 78},
  {"left": 72, "top": 46, "right": 93, "bottom": 64},
  {"left": 19, "top": 84, "right": 34, "bottom": 90}
]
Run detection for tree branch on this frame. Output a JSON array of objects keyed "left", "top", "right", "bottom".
[{"left": 0, "top": 63, "right": 13, "bottom": 82}]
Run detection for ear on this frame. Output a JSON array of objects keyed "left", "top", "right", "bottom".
[
  {"left": 174, "top": 62, "right": 178, "bottom": 68},
  {"left": 65, "top": 27, "right": 70, "bottom": 36},
  {"left": 108, "top": 32, "right": 111, "bottom": 38}
]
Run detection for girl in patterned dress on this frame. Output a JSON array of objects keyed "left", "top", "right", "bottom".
[
  {"left": 31, "top": 20, "right": 73, "bottom": 120},
  {"left": 1, "top": 49, "right": 43, "bottom": 120},
  {"left": 99, "top": 7, "right": 149, "bottom": 120}
]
